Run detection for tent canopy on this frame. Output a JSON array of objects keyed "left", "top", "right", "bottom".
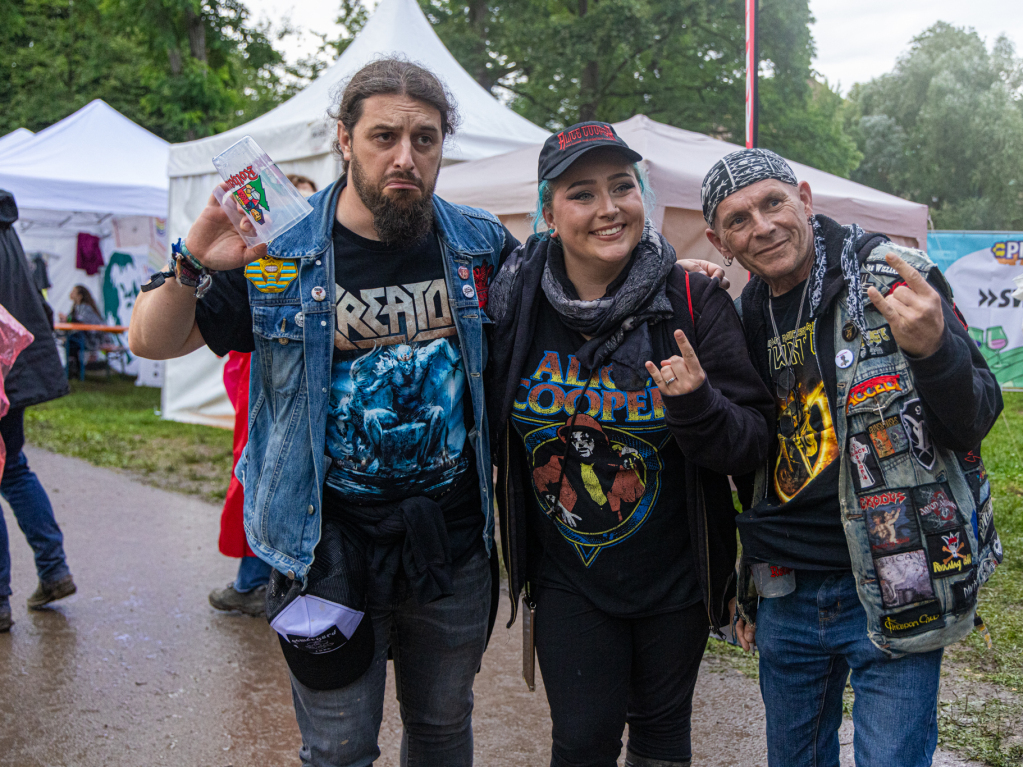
[
  {"left": 168, "top": 0, "right": 549, "bottom": 179},
  {"left": 0, "top": 100, "right": 169, "bottom": 218},
  {"left": 436, "top": 114, "right": 929, "bottom": 248},
  {"left": 0, "top": 128, "right": 34, "bottom": 155}
]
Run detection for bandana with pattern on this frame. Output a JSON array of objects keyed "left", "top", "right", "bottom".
[
  {"left": 701, "top": 148, "right": 798, "bottom": 226},
  {"left": 808, "top": 215, "right": 868, "bottom": 331}
]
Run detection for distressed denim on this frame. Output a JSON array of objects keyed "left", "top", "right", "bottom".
[
  {"left": 289, "top": 545, "right": 491, "bottom": 767},
  {"left": 236, "top": 178, "right": 507, "bottom": 585},
  {"left": 0, "top": 407, "right": 71, "bottom": 602},
  {"left": 757, "top": 570, "right": 943, "bottom": 767}
]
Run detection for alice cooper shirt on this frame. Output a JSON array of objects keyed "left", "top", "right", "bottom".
[
  {"left": 735, "top": 279, "right": 853, "bottom": 570},
  {"left": 509, "top": 294, "right": 700, "bottom": 617}
]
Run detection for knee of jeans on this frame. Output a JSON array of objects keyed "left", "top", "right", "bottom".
[
  {"left": 551, "top": 719, "right": 623, "bottom": 763},
  {"left": 400, "top": 708, "right": 473, "bottom": 745}
]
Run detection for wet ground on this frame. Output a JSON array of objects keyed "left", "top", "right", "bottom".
[{"left": 1, "top": 448, "right": 982, "bottom": 766}]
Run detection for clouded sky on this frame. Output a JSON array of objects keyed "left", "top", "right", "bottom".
[{"left": 245, "top": 0, "right": 1023, "bottom": 95}]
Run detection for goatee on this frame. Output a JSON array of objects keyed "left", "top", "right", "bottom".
[{"left": 350, "top": 155, "right": 435, "bottom": 246}]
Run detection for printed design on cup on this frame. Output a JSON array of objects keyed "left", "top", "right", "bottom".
[
  {"left": 244, "top": 257, "right": 299, "bottom": 293},
  {"left": 859, "top": 489, "right": 919, "bottom": 554},
  {"left": 911, "top": 482, "right": 960, "bottom": 534},
  {"left": 858, "top": 324, "right": 899, "bottom": 361},
  {"left": 900, "top": 398, "right": 936, "bottom": 470},
  {"left": 867, "top": 415, "right": 909, "bottom": 459},
  {"left": 848, "top": 432, "right": 882, "bottom": 492},
  {"left": 229, "top": 166, "right": 271, "bottom": 225},
  {"left": 846, "top": 374, "right": 902, "bottom": 413},
  {"left": 881, "top": 601, "right": 943, "bottom": 637},
  {"left": 925, "top": 527, "right": 973, "bottom": 578},
  {"left": 874, "top": 549, "right": 935, "bottom": 608}
]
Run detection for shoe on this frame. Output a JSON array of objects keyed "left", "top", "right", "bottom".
[
  {"left": 0, "top": 603, "right": 12, "bottom": 632},
  {"left": 208, "top": 583, "right": 266, "bottom": 617},
  {"left": 27, "top": 575, "right": 77, "bottom": 610}
]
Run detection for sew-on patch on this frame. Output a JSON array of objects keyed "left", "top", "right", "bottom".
[
  {"left": 848, "top": 433, "right": 883, "bottom": 492},
  {"left": 912, "top": 482, "right": 960, "bottom": 534},
  {"left": 926, "top": 527, "right": 973, "bottom": 578},
  {"left": 951, "top": 568, "right": 979, "bottom": 614},
  {"left": 858, "top": 325, "right": 899, "bottom": 361},
  {"left": 846, "top": 374, "right": 903, "bottom": 413},
  {"left": 881, "top": 601, "right": 944, "bottom": 637},
  {"left": 864, "top": 260, "right": 901, "bottom": 277},
  {"left": 860, "top": 489, "right": 919, "bottom": 554},
  {"left": 900, "top": 398, "right": 936, "bottom": 470},
  {"left": 964, "top": 467, "right": 990, "bottom": 508},
  {"left": 868, "top": 416, "right": 910, "bottom": 458},
  {"left": 978, "top": 498, "right": 995, "bottom": 545},
  {"left": 473, "top": 264, "right": 494, "bottom": 310},
  {"left": 874, "top": 549, "right": 935, "bottom": 608},
  {"left": 244, "top": 257, "right": 299, "bottom": 293}
]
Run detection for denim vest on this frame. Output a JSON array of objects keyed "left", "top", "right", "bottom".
[
  {"left": 235, "top": 178, "right": 506, "bottom": 584},
  {"left": 742, "top": 243, "right": 1002, "bottom": 656}
]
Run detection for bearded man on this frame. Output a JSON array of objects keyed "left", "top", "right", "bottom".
[
  {"left": 703, "top": 149, "right": 1004, "bottom": 767},
  {"left": 130, "top": 59, "right": 518, "bottom": 767}
]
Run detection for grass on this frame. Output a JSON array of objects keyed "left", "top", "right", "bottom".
[{"left": 23, "top": 376, "right": 235, "bottom": 504}]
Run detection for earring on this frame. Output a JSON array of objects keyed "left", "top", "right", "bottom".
[
  {"left": 549, "top": 228, "right": 558, "bottom": 240},
  {"left": 723, "top": 255, "right": 733, "bottom": 267}
]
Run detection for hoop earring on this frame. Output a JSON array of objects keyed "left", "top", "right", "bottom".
[{"left": 723, "top": 255, "right": 734, "bottom": 267}]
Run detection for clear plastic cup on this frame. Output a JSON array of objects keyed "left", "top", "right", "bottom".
[
  {"left": 212, "top": 136, "right": 313, "bottom": 247},
  {"left": 751, "top": 562, "right": 796, "bottom": 598}
]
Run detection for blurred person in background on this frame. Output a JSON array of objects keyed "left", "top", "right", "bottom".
[
  {"left": 0, "top": 189, "right": 75, "bottom": 633},
  {"left": 288, "top": 174, "right": 318, "bottom": 198}
]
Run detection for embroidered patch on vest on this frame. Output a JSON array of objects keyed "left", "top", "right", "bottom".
[
  {"left": 926, "top": 527, "right": 973, "bottom": 578},
  {"left": 881, "top": 601, "right": 943, "bottom": 637},
  {"left": 951, "top": 568, "right": 979, "bottom": 614},
  {"left": 867, "top": 416, "right": 909, "bottom": 458},
  {"left": 978, "top": 497, "right": 995, "bottom": 544},
  {"left": 859, "top": 489, "right": 919, "bottom": 554},
  {"left": 847, "top": 375, "right": 902, "bottom": 413},
  {"left": 858, "top": 325, "right": 898, "bottom": 361},
  {"left": 874, "top": 549, "right": 935, "bottom": 608},
  {"left": 848, "top": 433, "right": 882, "bottom": 491},
  {"left": 912, "top": 482, "right": 960, "bottom": 534},
  {"left": 244, "top": 257, "right": 299, "bottom": 293},
  {"left": 900, "top": 398, "right": 936, "bottom": 470}
]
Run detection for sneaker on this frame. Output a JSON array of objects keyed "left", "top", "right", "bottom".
[
  {"left": 27, "top": 575, "right": 77, "bottom": 610},
  {"left": 0, "top": 603, "right": 12, "bottom": 633},
  {"left": 208, "top": 583, "right": 266, "bottom": 617}
]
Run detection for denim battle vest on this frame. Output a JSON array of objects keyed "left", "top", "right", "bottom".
[
  {"left": 745, "top": 243, "right": 1003, "bottom": 656},
  {"left": 234, "top": 178, "right": 506, "bottom": 585}
]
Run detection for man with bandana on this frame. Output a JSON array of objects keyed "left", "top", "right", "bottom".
[{"left": 702, "top": 148, "right": 1004, "bottom": 767}]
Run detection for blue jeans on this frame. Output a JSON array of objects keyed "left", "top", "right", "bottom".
[
  {"left": 234, "top": 554, "right": 271, "bottom": 593},
  {"left": 0, "top": 408, "right": 71, "bottom": 605},
  {"left": 289, "top": 544, "right": 492, "bottom": 767},
  {"left": 757, "top": 570, "right": 943, "bottom": 767}
]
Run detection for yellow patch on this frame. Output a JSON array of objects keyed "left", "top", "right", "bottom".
[{"left": 244, "top": 257, "right": 299, "bottom": 293}]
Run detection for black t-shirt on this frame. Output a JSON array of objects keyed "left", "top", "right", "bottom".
[
  {"left": 735, "top": 279, "right": 851, "bottom": 570},
  {"left": 196, "top": 192, "right": 518, "bottom": 561},
  {"left": 509, "top": 293, "right": 700, "bottom": 617}
]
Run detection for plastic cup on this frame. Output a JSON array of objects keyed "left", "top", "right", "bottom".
[
  {"left": 212, "top": 136, "right": 313, "bottom": 247},
  {"left": 751, "top": 562, "right": 796, "bottom": 598}
]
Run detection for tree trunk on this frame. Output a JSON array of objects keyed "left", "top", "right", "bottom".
[
  {"left": 467, "top": 0, "right": 493, "bottom": 92},
  {"left": 186, "top": 7, "right": 207, "bottom": 63},
  {"left": 168, "top": 48, "right": 183, "bottom": 76},
  {"left": 578, "top": 0, "right": 599, "bottom": 122}
]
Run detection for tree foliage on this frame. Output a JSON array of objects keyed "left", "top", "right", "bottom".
[
  {"left": 0, "top": 0, "right": 294, "bottom": 142},
  {"left": 846, "top": 23, "right": 1023, "bottom": 230},
  {"left": 417, "top": 0, "right": 860, "bottom": 177}
]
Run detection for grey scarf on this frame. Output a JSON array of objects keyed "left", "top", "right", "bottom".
[
  {"left": 808, "top": 215, "right": 867, "bottom": 331},
  {"left": 541, "top": 220, "right": 677, "bottom": 390}
]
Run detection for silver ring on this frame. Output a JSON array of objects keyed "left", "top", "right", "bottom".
[{"left": 665, "top": 376, "right": 677, "bottom": 385}]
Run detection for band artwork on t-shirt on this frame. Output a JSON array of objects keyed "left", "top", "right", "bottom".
[
  {"left": 769, "top": 317, "right": 840, "bottom": 502},
  {"left": 325, "top": 278, "right": 469, "bottom": 502},
  {"left": 511, "top": 351, "right": 670, "bottom": 567}
]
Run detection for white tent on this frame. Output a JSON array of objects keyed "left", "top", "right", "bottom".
[
  {"left": 436, "top": 115, "right": 930, "bottom": 295},
  {"left": 162, "top": 0, "right": 549, "bottom": 428},
  {"left": 0, "top": 100, "right": 170, "bottom": 381},
  {"left": 0, "top": 128, "right": 34, "bottom": 155}
]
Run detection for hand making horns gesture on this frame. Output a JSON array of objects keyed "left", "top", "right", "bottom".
[
  {"left": 645, "top": 329, "right": 706, "bottom": 396},
  {"left": 866, "top": 253, "right": 945, "bottom": 359}
]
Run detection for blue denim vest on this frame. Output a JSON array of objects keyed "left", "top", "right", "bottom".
[{"left": 235, "top": 178, "right": 506, "bottom": 584}]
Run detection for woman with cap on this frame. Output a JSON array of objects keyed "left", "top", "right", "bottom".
[{"left": 485, "top": 122, "right": 774, "bottom": 767}]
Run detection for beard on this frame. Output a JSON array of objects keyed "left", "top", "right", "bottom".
[{"left": 350, "top": 154, "right": 436, "bottom": 246}]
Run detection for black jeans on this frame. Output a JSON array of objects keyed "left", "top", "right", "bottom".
[{"left": 534, "top": 586, "right": 709, "bottom": 767}]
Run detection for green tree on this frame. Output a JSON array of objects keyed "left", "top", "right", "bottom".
[
  {"left": 846, "top": 23, "right": 1023, "bottom": 230},
  {"left": 417, "top": 0, "right": 860, "bottom": 177}
]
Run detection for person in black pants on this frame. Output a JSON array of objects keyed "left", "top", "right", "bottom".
[
  {"left": 486, "top": 124, "right": 774, "bottom": 767},
  {"left": 0, "top": 189, "right": 75, "bottom": 632}
]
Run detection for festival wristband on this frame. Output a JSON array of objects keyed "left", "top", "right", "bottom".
[{"left": 171, "top": 238, "right": 213, "bottom": 299}]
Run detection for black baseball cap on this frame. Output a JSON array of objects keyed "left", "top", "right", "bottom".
[
  {"left": 265, "top": 519, "right": 375, "bottom": 691},
  {"left": 538, "top": 122, "right": 643, "bottom": 181}
]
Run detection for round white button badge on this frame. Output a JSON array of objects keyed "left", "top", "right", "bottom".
[
  {"left": 311, "top": 286, "right": 326, "bottom": 302},
  {"left": 462, "top": 284, "right": 475, "bottom": 298},
  {"left": 835, "top": 349, "right": 855, "bottom": 369}
]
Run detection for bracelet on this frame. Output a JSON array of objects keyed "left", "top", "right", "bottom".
[{"left": 171, "top": 239, "right": 213, "bottom": 299}]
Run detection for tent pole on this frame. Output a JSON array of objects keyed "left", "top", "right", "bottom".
[{"left": 745, "top": 0, "right": 760, "bottom": 149}]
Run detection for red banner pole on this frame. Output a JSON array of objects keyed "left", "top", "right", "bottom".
[{"left": 745, "top": 0, "right": 759, "bottom": 148}]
